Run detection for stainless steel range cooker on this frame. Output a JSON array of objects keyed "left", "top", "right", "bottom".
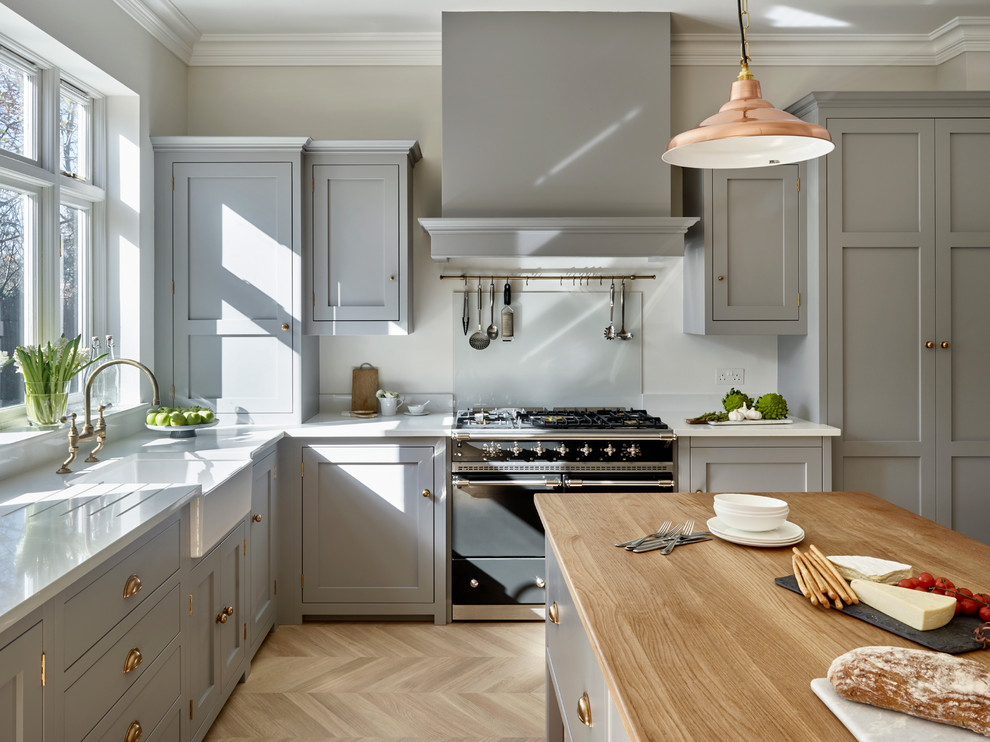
[{"left": 450, "top": 407, "right": 676, "bottom": 620}]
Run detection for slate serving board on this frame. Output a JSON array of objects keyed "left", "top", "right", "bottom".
[{"left": 775, "top": 575, "right": 986, "bottom": 654}]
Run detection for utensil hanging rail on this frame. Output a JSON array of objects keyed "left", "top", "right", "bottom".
[{"left": 440, "top": 273, "right": 656, "bottom": 283}]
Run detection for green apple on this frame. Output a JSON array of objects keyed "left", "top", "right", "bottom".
[
  {"left": 184, "top": 411, "right": 202, "bottom": 425},
  {"left": 200, "top": 410, "right": 215, "bottom": 423},
  {"left": 154, "top": 411, "right": 170, "bottom": 426},
  {"left": 169, "top": 411, "right": 187, "bottom": 426},
  {"left": 146, "top": 411, "right": 159, "bottom": 425}
]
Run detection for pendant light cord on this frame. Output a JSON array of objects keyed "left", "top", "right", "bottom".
[{"left": 738, "top": 0, "right": 750, "bottom": 63}]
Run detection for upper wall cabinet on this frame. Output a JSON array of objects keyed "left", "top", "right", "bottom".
[
  {"left": 304, "top": 141, "right": 421, "bottom": 336},
  {"left": 682, "top": 166, "right": 805, "bottom": 335},
  {"left": 152, "top": 137, "right": 319, "bottom": 424}
]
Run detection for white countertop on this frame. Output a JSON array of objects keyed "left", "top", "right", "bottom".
[{"left": 663, "top": 413, "right": 841, "bottom": 438}]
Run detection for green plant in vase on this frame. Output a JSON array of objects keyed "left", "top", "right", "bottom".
[{"left": 14, "top": 335, "right": 107, "bottom": 428}]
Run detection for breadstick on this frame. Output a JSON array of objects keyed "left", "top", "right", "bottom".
[
  {"left": 798, "top": 550, "right": 834, "bottom": 600},
  {"left": 809, "top": 544, "right": 859, "bottom": 604},
  {"left": 792, "top": 551, "right": 819, "bottom": 606},
  {"left": 793, "top": 549, "right": 828, "bottom": 608},
  {"left": 807, "top": 548, "right": 856, "bottom": 606},
  {"left": 792, "top": 554, "right": 811, "bottom": 598}
]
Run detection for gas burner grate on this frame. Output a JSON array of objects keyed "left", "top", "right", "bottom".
[{"left": 517, "top": 407, "right": 669, "bottom": 430}]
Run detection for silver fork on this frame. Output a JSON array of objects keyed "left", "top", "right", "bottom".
[
  {"left": 625, "top": 522, "right": 679, "bottom": 551},
  {"left": 614, "top": 521, "right": 673, "bottom": 549},
  {"left": 660, "top": 519, "right": 695, "bottom": 555}
]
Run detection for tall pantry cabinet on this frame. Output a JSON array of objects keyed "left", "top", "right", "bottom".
[
  {"left": 152, "top": 137, "right": 319, "bottom": 424},
  {"left": 782, "top": 93, "right": 990, "bottom": 542}
]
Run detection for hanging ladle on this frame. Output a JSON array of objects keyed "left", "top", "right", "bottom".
[
  {"left": 469, "top": 281, "right": 491, "bottom": 350},
  {"left": 486, "top": 278, "right": 499, "bottom": 340},
  {"left": 617, "top": 279, "right": 633, "bottom": 340},
  {"left": 604, "top": 279, "right": 617, "bottom": 340}
]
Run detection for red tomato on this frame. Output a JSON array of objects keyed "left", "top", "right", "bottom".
[
  {"left": 917, "top": 572, "right": 935, "bottom": 589},
  {"left": 975, "top": 593, "right": 990, "bottom": 606},
  {"left": 934, "top": 577, "right": 955, "bottom": 592},
  {"left": 980, "top": 606, "right": 990, "bottom": 622},
  {"left": 897, "top": 578, "right": 915, "bottom": 589},
  {"left": 914, "top": 587, "right": 929, "bottom": 592},
  {"left": 959, "top": 599, "right": 980, "bottom": 616},
  {"left": 957, "top": 587, "right": 974, "bottom": 599},
  {"left": 955, "top": 601, "right": 964, "bottom": 615}
]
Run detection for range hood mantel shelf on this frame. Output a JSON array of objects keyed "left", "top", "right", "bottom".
[{"left": 420, "top": 216, "right": 699, "bottom": 261}]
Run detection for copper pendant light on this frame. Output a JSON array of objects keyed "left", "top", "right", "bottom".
[{"left": 662, "top": 0, "right": 834, "bottom": 169}]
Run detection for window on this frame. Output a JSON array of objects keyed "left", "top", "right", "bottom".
[{"left": 0, "top": 41, "right": 104, "bottom": 421}]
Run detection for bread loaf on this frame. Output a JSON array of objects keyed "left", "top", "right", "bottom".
[{"left": 828, "top": 646, "right": 990, "bottom": 736}]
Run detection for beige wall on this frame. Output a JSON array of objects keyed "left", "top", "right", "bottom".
[{"left": 186, "top": 57, "right": 982, "bottom": 404}]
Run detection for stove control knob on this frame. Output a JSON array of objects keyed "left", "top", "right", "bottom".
[
  {"left": 555, "top": 443, "right": 569, "bottom": 456},
  {"left": 625, "top": 443, "right": 641, "bottom": 458},
  {"left": 534, "top": 443, "right": 546, "bottom": 456},
  {"left": 483, "top": 442, "right": 503, "bottom": 458},
  {"left": 579, "top": 444, "right": 593, "bottom": 457},
  {"left": 603, "top": 443, "right": 616, "bottom": 457},
  {"left": 510, "top": 442, "right": 523, "bottom": 456}
]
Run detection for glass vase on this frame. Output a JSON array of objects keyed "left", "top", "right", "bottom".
[{"left": 25, "top": 384, "right": 70, "bottom": 428}]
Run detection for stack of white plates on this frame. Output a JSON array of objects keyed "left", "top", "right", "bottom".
[{"left": 707, "top": 516, "right": 805, "bottom": 547}]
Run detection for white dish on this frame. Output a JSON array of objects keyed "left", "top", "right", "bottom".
[
  {"left": 403, "top": 410, "right": 430, "bottom": 416},
  {"left": 811, "top": 678, "right": 980, "bottom": 741},
  {"left": 707, "top": 418, "right": 794, "bottom": 426},
  {"left": 707, "top": 516, "right": 805, "bottom": 547}
]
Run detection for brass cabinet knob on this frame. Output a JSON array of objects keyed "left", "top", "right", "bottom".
[
  {"left": 717, "top": 275, "right": 724, "bottom": 281},
  {"left": 281, "top": 323, "right": 290, "bottom": 331},
  {"left": 548, "top": 601, "right": 560, "bottom": 625},
  {"left": 389, "top": 275, "right": 395, "bottom": 281},
  {"left": 469, "top": 579, "right": 480, "bottom": 588},
  {"left": 941, "top": 341, "right": 951, "bottom": 349},
  {"left": 925, "top": 341, "right": 935, "bottom": 349},
  {"left": 122, "top": 574, "right": 142, "bottom": 599},
  {"left": 225, "top": 606, "right": 234, "bottom": 617},
  {"left": 422, "top": 488, "right": 431, "bottom": 499},
  {"left": 252, "top": 513, "right": 263, "bottom": 523},
  {"left": 535, "top": 576, "right": 546, "bottom": 589},
  {"left": 122, "top": 647, "right": 143, "bottom": 674},
  {"left": 216, "top": 612, "right": 227, "bottom": 624},
  {"left": 124, "top": 720, "right": 143, "bottom": 742},
  {"left": 577, "top": 692, "right": 593, "bottom": 727}
]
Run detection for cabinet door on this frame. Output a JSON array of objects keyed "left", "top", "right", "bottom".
[
  {"left": 0, "top": 623, "right": 43, "bottom": 742},
  {"left": 934, "top": 118, "right": 990, "bottom": 540},
  {"left": 218, "top": 522, "right": 245, "bottom": 691},
  {"left": 312, "top": 164, "right": 399, "bottom": 322},
  {"left": 248, "top": 452, "right": 277, "bottom": 652},
  {"left": 172, "top": 161, "right": 295, "bottom": 415},
  {"left": 690, "top": 447, "right": 823, "bottom": 493},
  {"left": 712, "top": 166, "right": 800, "bottom": 322},
  {"left": 826, "top": 119, "right": 937, "bottom": 518},
  {"left": 187, "top": 547, "right": 221, "bottom": 741},
  {"left": 301, "top": 445, "right": 434, "bottom": 604}
]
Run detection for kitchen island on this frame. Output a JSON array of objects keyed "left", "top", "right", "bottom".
[{"left": 536, "top": 491, "right": 990, "bottom": 741}]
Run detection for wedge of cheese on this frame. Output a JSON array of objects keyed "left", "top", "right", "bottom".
[
  {"left": 827, "top": 555, "right": 912, "bottom": 584},
  {"left": 850, "top": 579, "right": 957, "bottom": 631}
]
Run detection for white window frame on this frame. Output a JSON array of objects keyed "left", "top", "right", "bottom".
[
  {"left": 0, "top": 39, "right": 106, "bottom": 428},
  {"left": 0, "top": 44, "right": 39, "bottom": 164}
]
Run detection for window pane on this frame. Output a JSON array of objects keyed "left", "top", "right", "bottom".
[
  {"left": 0, "top": 50, "right": 35, "bottom": 159},
  {"left": 60, "top": 203, "right": 86, "bottom": 342},
  {"left": 60, "top": 85, "right": 89, "bottom": 179},
  {"left": 0, "top": 186, "right": 27, "bottom": 409}
]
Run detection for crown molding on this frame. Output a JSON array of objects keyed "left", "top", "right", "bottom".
[
  {"left": 108, "top": 2, "right": 990, "bottom": 68},
  {"left": 188, "top": 32, "right": 442, "bottom": 66},
  {"left": 111, "top": 0, "right": 198, "bottom": 62}
]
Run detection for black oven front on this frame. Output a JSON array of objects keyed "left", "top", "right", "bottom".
[{"left": 450, "top": 436, "right": 676, "bottom": 620}]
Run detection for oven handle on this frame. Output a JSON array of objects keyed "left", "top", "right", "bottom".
[
  {"left": 452, "top": 476, "right": 563, "bottom": 488},
  {"left": 565, "top": 478, "right": 675, "bottom": 489}
]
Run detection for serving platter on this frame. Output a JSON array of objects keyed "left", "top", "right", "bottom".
[
  {"left": 145, "top": 420, "right": 218, "bottom": 439},
  {"left": 706, "top": 418, "right": 794, "bottom": 426}
]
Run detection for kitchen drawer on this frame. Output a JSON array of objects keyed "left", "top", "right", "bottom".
[
  {"left": 452, "top": 557, "right": 545, "bottom": 605},
  {"left": 83, "top": 642, "right": 181, "bottom": 742},
  {"left": 63, "top": 520, "right": 180, "bottom": 668},
  {"left": 545, "top": 543, "right": 607, "bottom": 742},
  {"left": 65, "top": 584, "right": 181, "bottom": 742},
  {"left": 148, "top": 703, "right": 182, "bottom": 742}
]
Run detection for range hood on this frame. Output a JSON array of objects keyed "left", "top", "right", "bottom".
[{"left": 422, "top": 12, "right": 697, "bottom": 261}]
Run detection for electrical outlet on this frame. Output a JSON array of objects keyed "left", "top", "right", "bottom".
[{"left": 717, "top": 368, "right": 745, "bottom": 385}]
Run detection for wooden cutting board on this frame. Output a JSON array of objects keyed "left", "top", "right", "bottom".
[{"left": 351, "top": 363, "right": 378, "bottom": 414}]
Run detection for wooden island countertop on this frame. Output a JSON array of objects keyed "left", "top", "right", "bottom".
[{"left": 535, "top": 491, "right": 990, "bottom": 742}]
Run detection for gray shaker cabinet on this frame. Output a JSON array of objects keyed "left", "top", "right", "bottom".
[
  {"left": 247, "top": 450, "right": 277, "bottom": 657},
  {"left": 0, "top": 622, "right": 43, "bottom": 742},
  {"left": 304, "top": 141, "right": 421, "bottom": 336},
  {"left": 683, "top": 439, "right": 826, "bottom": 493},
  {"left": 301, "top": 445, "right": 435, "bottom": 606},
  {"left": 187, "top": 521, "right": 245, "bottom": 742},
  {"left": 683, "top": 165, "right": 804, "bottom": 334},
  {"left": 817, "top": 108, "right": 990, "bottom": 540}
]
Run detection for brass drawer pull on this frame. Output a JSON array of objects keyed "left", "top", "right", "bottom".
[
  {"left": 422, "top": 488, "right": 431, "bottom": 498},
  {"left": 252, "top": 513, "right": 263, "bottom": 523},
  {"left": 122, "top": 574, "right": 142, "bottom": 599},
  {"left": 216, "top": 606, "right": 234, "bottom": 624},
  {"left": 122, "top": 647, "right": 143, "bottom": 674},
  {"left": 281, "top": 323, "right": 290, "bottom": 331},
  {"left": 124, "top": 720, "right": 142, "bottom": 742},
  {"left": 548, "top": 601, "right": 560, "bottom": 625},
  {"left": 577, "top": 692, "right": 593, "bottom": 727}
]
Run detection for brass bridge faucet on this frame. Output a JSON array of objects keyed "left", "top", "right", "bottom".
[{"left": 56, "top": 359, "right": 161, "bottom": 475}]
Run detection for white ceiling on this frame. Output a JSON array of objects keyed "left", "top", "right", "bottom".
[{"left": 165, "top": 0, "right": 989, "bottom": 36}]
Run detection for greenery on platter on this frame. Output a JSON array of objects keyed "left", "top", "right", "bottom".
[
  {"left": 721, "top": 387, "right": 754, "bottom": 412},
  {"left": 754, "top": 392, "right": 789, "bottom": 420}
]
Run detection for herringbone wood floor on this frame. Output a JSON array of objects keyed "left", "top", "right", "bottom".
[{"left": 203, "top": 621, "right": 546, "bottom": 741}]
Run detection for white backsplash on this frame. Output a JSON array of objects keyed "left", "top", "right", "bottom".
[{"left": 452, "top": 290, "right": 643, "bottom": 409}]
